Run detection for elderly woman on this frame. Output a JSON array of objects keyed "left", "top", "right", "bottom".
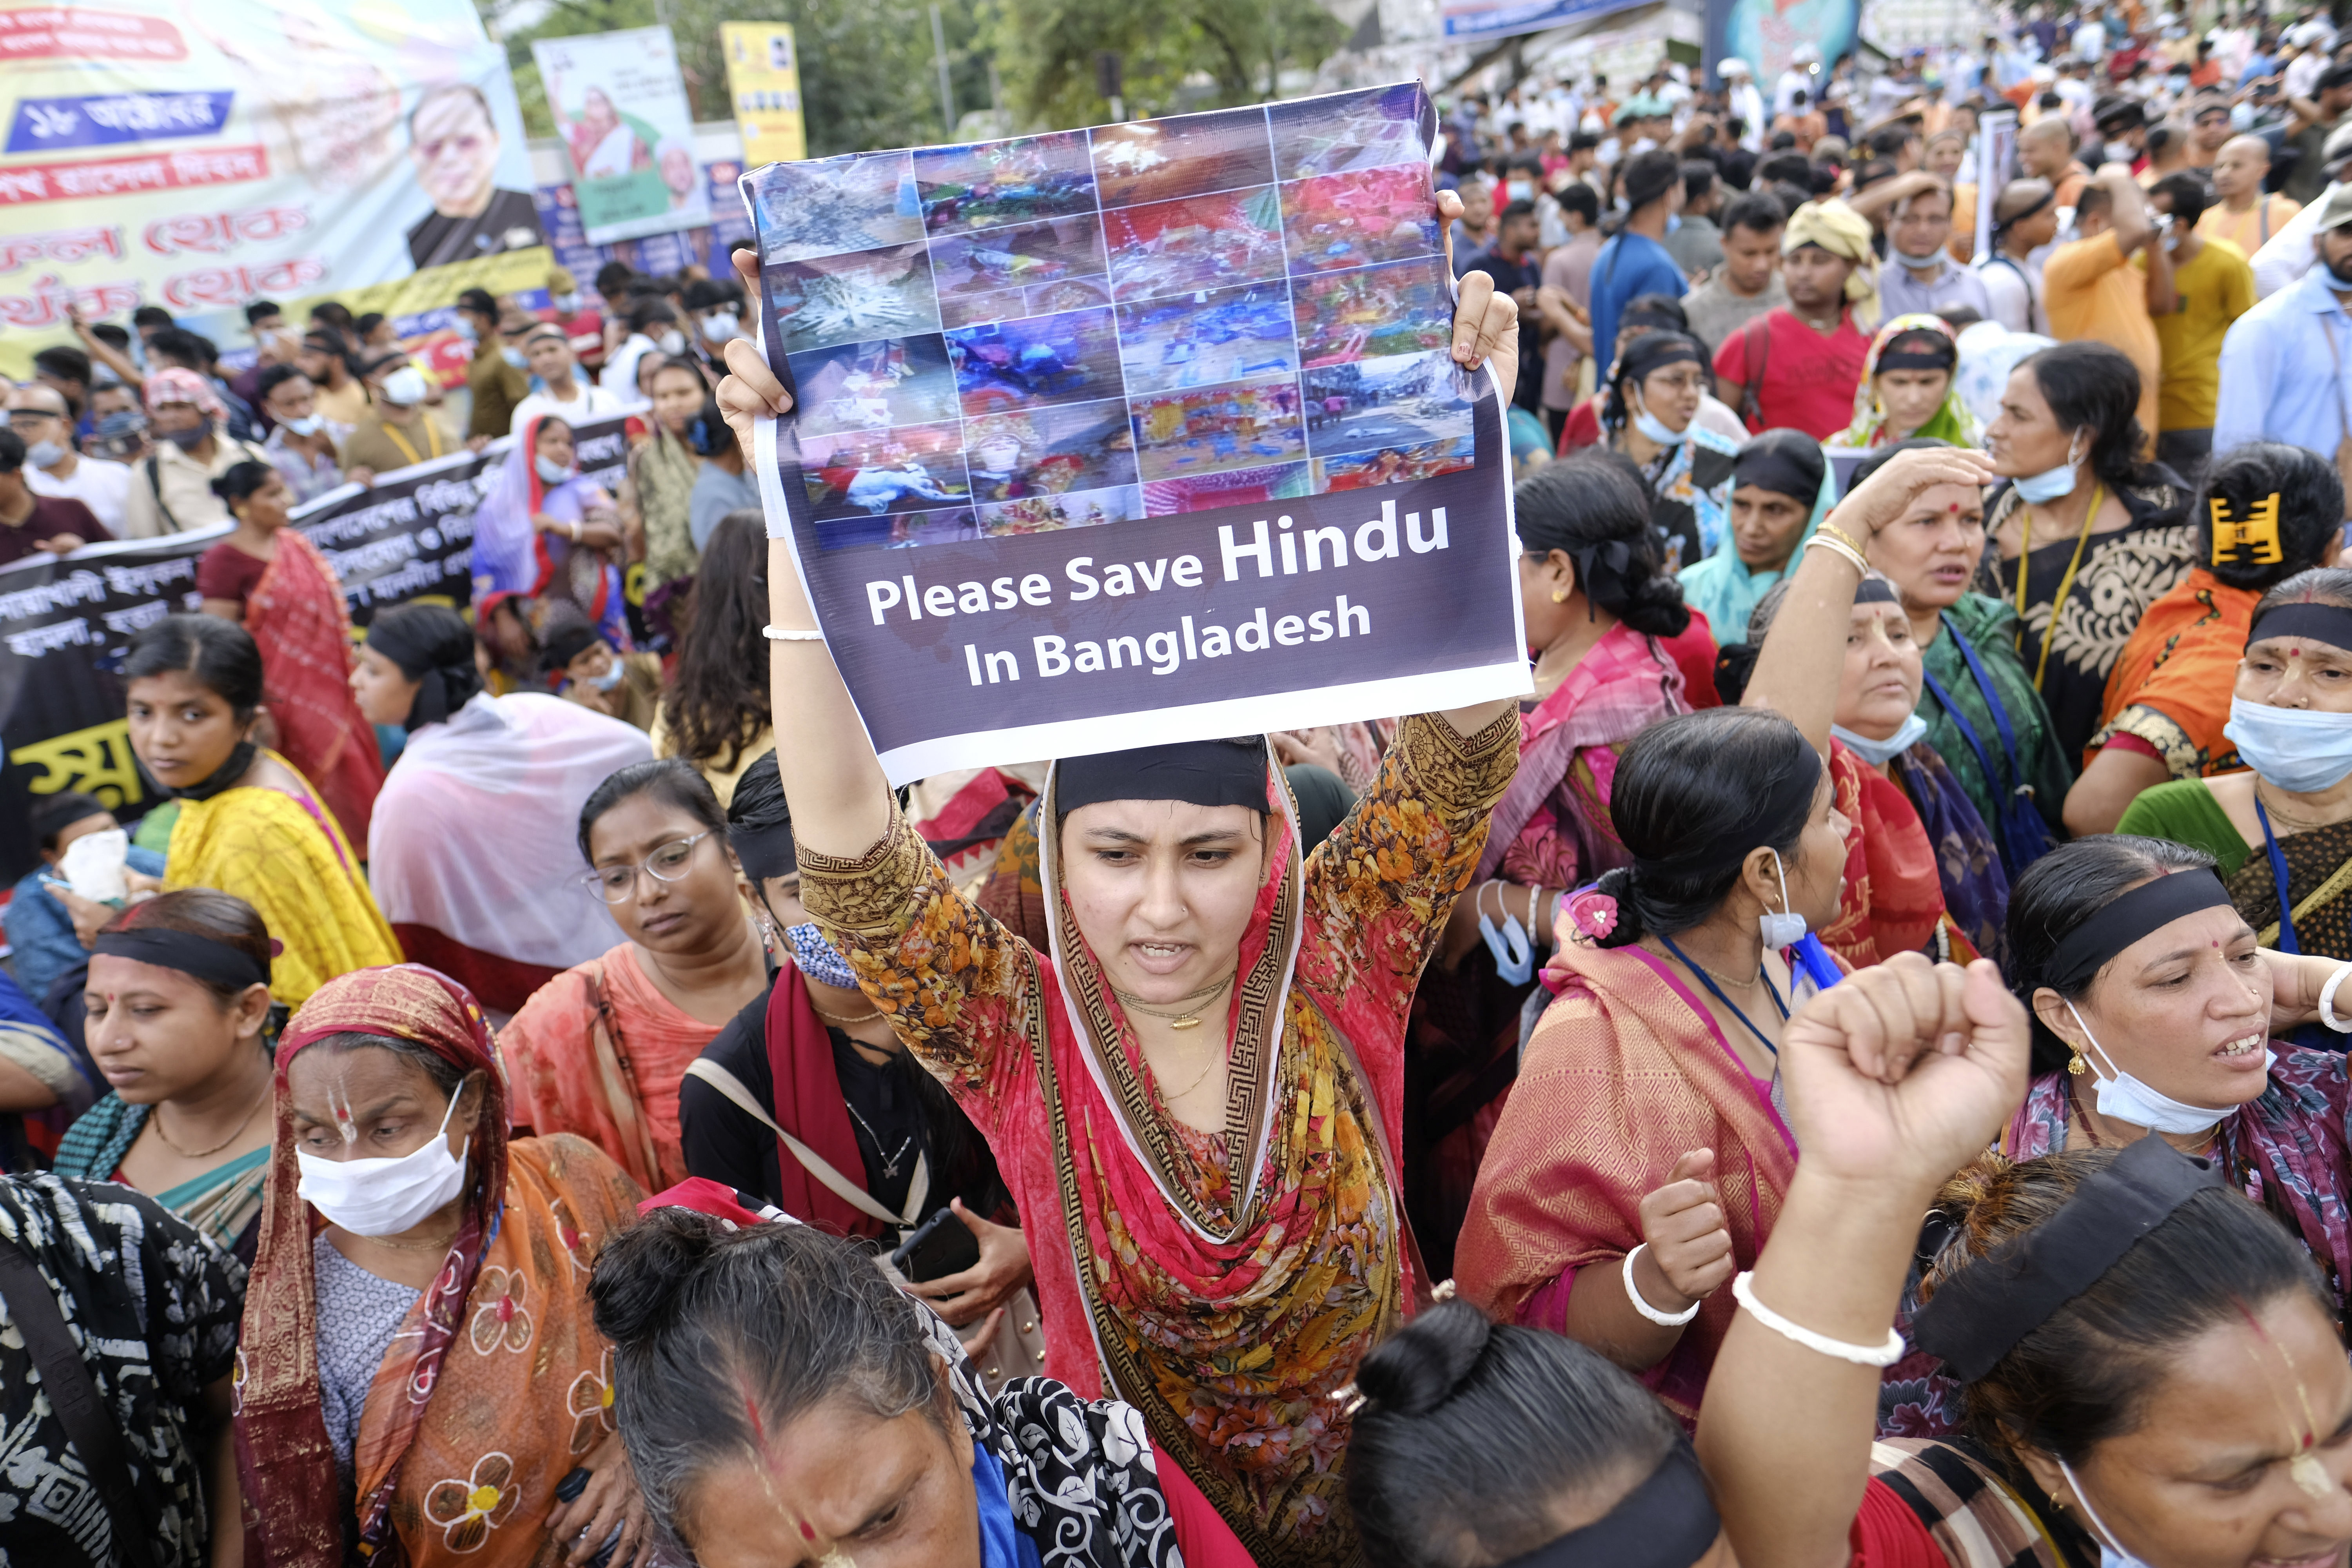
[
  {"left": 1601, "top": 330, "right": 1743, "bottom": 572},
  {"left": 715, "top": 234, "right": 1523, "bottom": 1564},
  {"left": 593, "top": 1191, "right": 1252, "bottom": 1566},
  {"left": 1835, "top": 313, "right": 1984, "bottom": 448},
  {"left": 232, "top": 964, "right": 650, "bottom": 1567}
]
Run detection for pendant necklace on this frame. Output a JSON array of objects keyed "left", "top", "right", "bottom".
[
  {"left": 1113, "top": 971, "right": 1236, "bottom": 1031},
  {"left": 844, "top": 1098, "right": 914, "bottom": 1180}
]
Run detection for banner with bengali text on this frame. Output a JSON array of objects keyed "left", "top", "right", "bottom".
[
  {"left": 0, "top": 0, "right": 546, "bottom": 380},
  {"left": 0, "top": 408, "right": 637, "bottom": 882}
]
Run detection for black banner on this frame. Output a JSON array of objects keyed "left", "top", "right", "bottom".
[{"left": 0, "top": 410, "right": 637, "bottom": 884}]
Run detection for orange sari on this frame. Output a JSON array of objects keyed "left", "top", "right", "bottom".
[
  {"left": 247, "top": 528, "right": 385, "bottom": 850},
  {"left": 499, "top": 943, "right": 719, "bottom": 1192},
  {"left": 2091, "top": 566, "right": 2258, "bottom": 778},
  {"left": 234, "top": 965, "right": 644, "bottom": 1568}
]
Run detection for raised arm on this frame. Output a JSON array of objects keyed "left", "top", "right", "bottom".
[
  {"left": 1742, "top": 446, "right": 1997, "bottom": 751},
  {"left": 1696, "top": 955, "right": 2031, "bottom": 1568}
]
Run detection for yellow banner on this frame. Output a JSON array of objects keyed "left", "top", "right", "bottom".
[{"left": 722, "top": 23, "right": 806, "bottom": 169}]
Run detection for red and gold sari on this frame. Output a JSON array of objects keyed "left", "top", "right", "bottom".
[
  {"left": 232, "top": 965, "right": 644, "bottom": 1568},
  {"left": 245, "top": 528, "right": 385, "bottom": 851},
  {"left": 1823, "top": 739, "right": 1968, "bottom": 967},
  {"left": 803, "top": 713, "right": 1518, "bottom": 1568}
]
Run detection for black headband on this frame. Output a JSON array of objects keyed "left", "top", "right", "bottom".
[
  {"left": 1057, "top": 738, "right": 1269, "bottom": 818},
  {"left": 1993, "top": 186, "right": 2055, "bottom": 233},
  {"left": 93, "top": 928, "right": 273, "bottom": 993},
  {"left": 731, "top": 823, "right": 798, "bottom": 881},
  {"left": 1855, "top": 576, "right": 1900, "bottom": 605},
  {"left": 2247, "top": 601, "right": 2352, "bottom": 656},
  {"left": 2040, "top": 868, "right": 2235, "bottom": 995},
  {"left": 1492, "top": 1441, "right": 1720, "bottom": 1568},
  {"left": 1619, "top": 330, "right": 1706, "bottom": 384},
  {"left": 1876, "top": 331, "right": 1956, "bottom": 372},
  {"left": 1733, "top": 432, "right": 1827, "bottom": 504},
  {"left": 1630, "top": 739, "right": 1822, "bottom": 880},
  {"left": 1912, "top": 1136, "right": 2227, "bottom": 1383},
  {"left": 1620, "top": 305, "right": 1686, "bottom": 335}
]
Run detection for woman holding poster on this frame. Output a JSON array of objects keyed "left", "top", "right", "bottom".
[{"left": 711, "top": 239, "right": 1525, "bottom": 1566}]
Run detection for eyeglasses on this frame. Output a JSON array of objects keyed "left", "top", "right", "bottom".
[{"left": 579, "top": 831, "right": 714, "bottom": 903}]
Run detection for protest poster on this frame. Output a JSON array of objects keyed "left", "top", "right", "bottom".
[
  {"left": 533, "top": 27, "right": 712, "bottom": 245},
  {"left": 0, "top": 0, "right": 547, "bottom": 380},
  {"left": 722, "top": 24, "right": 808, "bottom": 168},
  {"left": 534, "top": 159, "right": 758, "bottom": 303},
  {"left": 0, "top": 408, "right": 639, "bottom": 882},
  {"left": 742, "top": 83, "right": 1526, "bottom": 783}
]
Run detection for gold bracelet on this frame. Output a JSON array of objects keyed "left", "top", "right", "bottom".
[
  {"left": 1816, "top": 520, "right": 1870, "bottom": 559},
  {"left": 1805, "top": 533, "right": 1868, "bottom": 574}
]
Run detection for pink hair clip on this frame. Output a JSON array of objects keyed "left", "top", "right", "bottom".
[{"left": 1563, "top": 887, "right": 1618, "bottom": 943}]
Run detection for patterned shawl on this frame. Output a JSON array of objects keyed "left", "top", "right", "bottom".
[
  {"left": 245, "top": 528, "right": 385, "bottom": 851},
  {"left": 233, "top": 964, "right": 644, "bottom": 1568},
  {"left": 1452, "top": 935, "right": 1797, "bottom": 1426},
  {"left": 631, "top": 424, "right": 701, "bottom": 589},
  {"left": 1836, "top": 313, "right": 1985, "bottom": 448},
  {"left": 1888, "top": 741, "right": 2010, "bottom": 971},
  {"left": 1821, "top": 739, "right": 1955, "bottom": 967},
  {"left": 801, "top": 713, "right": 1519, "bottom": 1566},
  {"left": 2089, "top": 567, "right": 2256, "bottom": 777},
  {"left": 1882, "top": 1053, "right": 2352, "bottom": 1442}
]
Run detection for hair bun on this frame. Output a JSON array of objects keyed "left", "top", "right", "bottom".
[
  {"left": 1588, "top": 866, "right": 1646, "bottom": 948},
  {"left": 1355, "top": 1299, "right": 1492, "bottom": 1417},
  {"left": 588, "top": 1207, "right": 722, "bottom": 1346}
]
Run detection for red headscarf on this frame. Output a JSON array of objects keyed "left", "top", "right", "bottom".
[{"left": 232, "top": 964, "right": 509, "bottom": 1568}]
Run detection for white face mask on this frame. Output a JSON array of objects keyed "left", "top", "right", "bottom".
[
  {"left": 2063, "top": 998, "right": 2261, "bottom": 1136},
  {"left": 1761, "top": 847, "right": 1808, "bottom": 949},
  {"left": 657, "top": 329, "right": 687, "bottom": 355},
  {"left": 379, "top": 366, "right": 430, "bottom": 407},
  {"left": 295, "top": 1086, "right": 471, "bottom": 1236},
  {"left": 535, "top": 454, "right": 577, "bottom": 485},
  {"left": 281, "top": 414, "right": 325, "bottom": 437},
  {"left": 699, "top": 311, "right": 742, "bottom": 344},
  {"left": 554, "top": 292, "right": 583, "bottom": 313},
  {"left": 1831, "top": 711, "right": 1929, "bottom": 765},
  {"left": 2057, "top": 1458, "right": 2149, "bottom": 1568}
]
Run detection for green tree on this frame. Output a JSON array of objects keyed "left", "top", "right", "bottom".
[{"left": 983, "top": 0, "right": 1343, "bottom": 130}]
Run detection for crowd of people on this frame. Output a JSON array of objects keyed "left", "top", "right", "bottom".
[{"left": 12, "top": 11, "right": 2352, "bottom": 1567}]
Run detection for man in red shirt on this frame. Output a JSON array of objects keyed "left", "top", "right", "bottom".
[
  {"left": 0, "top": 428, "right": 108, "bottom": 567},
  {"left": 1710, "top": 198, "right": 1878, "bottom": 439}
]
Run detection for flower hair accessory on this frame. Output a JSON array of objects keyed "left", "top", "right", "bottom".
[
  {"left": 2211, "top": 492, "right": 2283, "bottom": 567},
  {"left": 1563, "top": 886, "right": 1618, "bottom": 943}
]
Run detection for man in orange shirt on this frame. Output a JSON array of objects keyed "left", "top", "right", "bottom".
[
  {"left": 2043, "top": 165, "right": 2165, "bottom": 445},
  {"left": 2017, "top": 116, "right": 2092, "bottom": 210},
  {"left": 2198, "top": 133, "right": 2301, "bottom": 255}
]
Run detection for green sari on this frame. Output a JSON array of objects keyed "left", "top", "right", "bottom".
[
  {"left": 53, "top": 1095, "right": 268, "bottom": 1255},
  {"left": 1916, "top": 594, "right": 2073, "bottom": 873}
]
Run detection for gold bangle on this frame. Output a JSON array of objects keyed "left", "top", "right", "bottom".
[
  {"left": 1816, "top": 520, "right": 1870, "bottom": 558},
  {"left": 1806, "top": 533, "right": 1868, "bottom": 574}
]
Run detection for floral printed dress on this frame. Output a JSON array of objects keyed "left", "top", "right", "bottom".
[{"left": 802, "top": 712, "right": 1519, "bottom": 1568}]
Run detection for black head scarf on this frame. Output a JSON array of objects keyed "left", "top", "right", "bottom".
[
  {"left": 1603, "top": 331, "right": 1708, "bottom": 432},
  {"left": 1732, "top": 428, "right": 1828, "bottom": 505},
  {"left": 1057, "top": 737, "right": 1269, "bottom": 818},
  {"left": 365, "top": 604, "right": 485, "bottom": 733}
]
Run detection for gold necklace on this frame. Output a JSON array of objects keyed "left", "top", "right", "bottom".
[
  {"left": 151, "top": 1074, "right": 272, "bottom": 1160},
  {"left": 1113, "top": 971, "right": 1235, "bottom": 1031},
  {"left": 356, "top": 1221, "right": 463, "bottom": 1254},
  {"left": 1158, "top": 1047, "right": 1223, "bottom": 1100},
  {"left": 812, "top": 1000, "right": 881, "bottom": 1025},
  {"left": 1651, "top": 938, "right": 1762, "bottom": 990}
]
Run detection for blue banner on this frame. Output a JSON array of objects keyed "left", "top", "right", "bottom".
[{"left": 5, "top": 90, "right": 235, "bottom": 154}]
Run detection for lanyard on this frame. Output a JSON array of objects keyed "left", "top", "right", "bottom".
[
  {"left": 1659, "top": 932, "right": 1788, "bottom": 1054},
  {"left": 2255, "top": 794, "right": 2302, "bottom": 956},
  {"left": 2009, "top": 481, "right": 2106, "bottom": 691}
]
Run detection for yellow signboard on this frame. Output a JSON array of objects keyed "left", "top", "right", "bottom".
[{"left": 722, "top": 23, "right": 808, "bottom": 169}]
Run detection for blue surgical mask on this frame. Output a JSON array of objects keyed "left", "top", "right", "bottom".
[
  {"left": 501, "top": 346, "right": 529, "bottom": 368},
  {"left": 2224, "top": 696, "right": 2352, "bottom": 793},
  {"left": 2065, "top": 999, "right": 2255, "bottom": 1136},
  {"left": 2009, "top": 431, "right": 2084, "bottom": 504},
  {"left": 1760, "top": 848, "right": 1807, "bottom": 949},
  {"left": 1831, "top": 712, "right": 1928, "bottom": 766},
  {"left": 25, "top": 439, "right": 64, "bottom": 468},
  {"left": 281, "top": 415, "right": 325, "bottom": 437},
  {"left": 1630, "top": 388, "right": 1688, "bottom": 446},
  {"left": 786, "top": 922, "right": 859, "bottom": 989},
  {"left": 534, "top": 455, "right": 576, "bottom": 485},
  {"left": 1477, "top": 889, "right": 1535, "bottom": 985},
  {"left": 554, "top": 292, "right": 583, "bottom": 313},
  {"left": 586, "top": 662, "right": 625, "bottom": 691}
]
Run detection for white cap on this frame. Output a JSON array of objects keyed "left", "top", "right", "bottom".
[{"left": 1718, "top": 56, "right": 1752, "bottom": 77}]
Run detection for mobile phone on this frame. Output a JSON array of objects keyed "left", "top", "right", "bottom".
[{"left": 891, "top": 1208, "right": 980, "bottom": 1283}]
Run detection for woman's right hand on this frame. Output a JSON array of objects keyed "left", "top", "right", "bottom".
[
  {"left": 45, "top": 883, "right": 115, "bottom": 950},
  {"left": 1826, "top": 445, "right": 1998, "bottom": 538},
  {"left": 717, "top": 249, "right": 796, "bottom": 452},
  {"left": 1777, "top": 954, "right": 2030, "bottom": 1197},
  {"left": 1634, "top": 1147, "right": 1734, "bottom": 1312}
]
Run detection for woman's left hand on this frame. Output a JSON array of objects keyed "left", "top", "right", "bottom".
[
  {"left": 2262, "top": 950, "right": 2348, "bottom": 1033},
  {"left": 905, "top": 1200, "right": 1033, "bottom": 1328},
  {"left": 543, "top": 1430, "right": 655, "bottom": 1568},
  {"left": 531, "top": 512, "right": 564, "bottom": 534}
]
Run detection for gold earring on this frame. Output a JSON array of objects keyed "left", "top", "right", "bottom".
[
  {"left": 2067, "top": 1046, "right": 2086, "bottom": 1075},
  {"left": 1550, "top": 588, "right": 1569, "bottom": 603}
]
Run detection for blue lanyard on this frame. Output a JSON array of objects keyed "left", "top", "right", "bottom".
[
  {"left": 2254, "top": 794, "right": 2302, "bottom": 956},
  {"left": 1659, "top": 932, "right": 1788, "bottom": 1054},
  {"left": 1922, "top": 613, "right": 2051, "bottom": 872}
]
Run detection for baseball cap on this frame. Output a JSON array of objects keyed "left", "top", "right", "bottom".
[{"left": 2315, "top": 183, "right": 2352, "bottom": 233}]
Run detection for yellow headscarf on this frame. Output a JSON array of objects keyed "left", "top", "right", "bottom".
[{"left": 1783, "top": 198, "right": 1881, "bottom": 333}]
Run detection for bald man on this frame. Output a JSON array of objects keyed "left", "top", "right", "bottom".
[
  {"left": 2199, "top": 134, "right": 2301, "bottom": 256},
  {"left": 1974, "top": 178, "right": 2060, "bottom": 334},
  {"left": 7, "top": 382, "right": 131, "bottom": 533},
  {"left": 2016, "top": 117, "right": 2092, "bottom": 211}
]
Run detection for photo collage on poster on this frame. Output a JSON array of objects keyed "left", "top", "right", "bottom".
[{"left": 748, "top": 83, "right": 1479, "bottom": 550}]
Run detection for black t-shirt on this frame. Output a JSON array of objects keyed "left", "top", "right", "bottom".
[
  {"left": 677, "top": 978, "right": 1013, "bottom": 1231},
  {"left": 1461, "top": 246, "right": 1546, "bottom": 410},
  {"left": 406, "top": 187, "right": 548, "bottom": 270}
]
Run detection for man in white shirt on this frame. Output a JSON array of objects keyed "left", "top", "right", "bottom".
[
  {"left": 513, "top": 325, "right": 626, "bottom": 432},
  {"left": 1976, "top": 178, "right": 2060, "bottom": 333},
  {"left": 2250, "top": 122, "right": 2352, "bottom": 296},
  {"left": 7, "top": 383, "right": 131, "bottom": 533},
  {"left": 1719, "top": 59, "right": 1767, "bottom": 151}
]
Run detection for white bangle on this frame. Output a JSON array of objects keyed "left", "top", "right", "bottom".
[
  {"left": 2321, "top": 964, "right": 2352, "bottom": 1032},
  {"left": 1622, "top": 1243, "right": 1703, "bottom": 1326},
  {"left": 762, "top": 626, "right": 825, "bottom": 642},
  {"left": 568, "top": 518, "right": 583, "bottom": 543},
  {"left": 1730, "top": 1271, "right": 1905, "bottom": 1367},
  {"left": 1805, "top": 532, "right": 1868, "bottom": 574}
]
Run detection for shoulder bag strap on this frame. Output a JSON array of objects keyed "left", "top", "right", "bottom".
[
  {"left": 1738, "top": 312, "right": 1773, "bottom": 428},
  {"left": 682, "top": 1057, "right": 926, "bottom": 1231},
  {"left": 144, "top": 456, "right": 180, "bottom": 535},
  {"left": 0, "top": 1231, "right": 162, "bottom": 1568},
  {"left": 582, "top": 960, "right": 666, "bottom": 1192}
]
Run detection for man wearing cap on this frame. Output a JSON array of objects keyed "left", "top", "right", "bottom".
[
  {"left": 118, "top": 369, "right": 270, "bottom": 538},
  {"left": 510, "top": 325, "right": 625, "bottom": 433},
  {"left": 1709, "top": 198, "right": 1877, "bottom": 439},
  {"left": 2283, "top": 59, "right": 2352, "bottom": 204},
  {"left": 2091, "top": 96, "right": 2147, "bottom": 172},
  {"left": 2214, "top": 180, "right": 2352, "bottom": 457},
  {"left": 1588, "top": 148, "right": 1688, "bottom": 374},
  {"left": 2247, "top": 119, "right": 2352, "bottom": 296},
  {"left": 2187, "top": 94, "right": 2232, "bottom": 165}
]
